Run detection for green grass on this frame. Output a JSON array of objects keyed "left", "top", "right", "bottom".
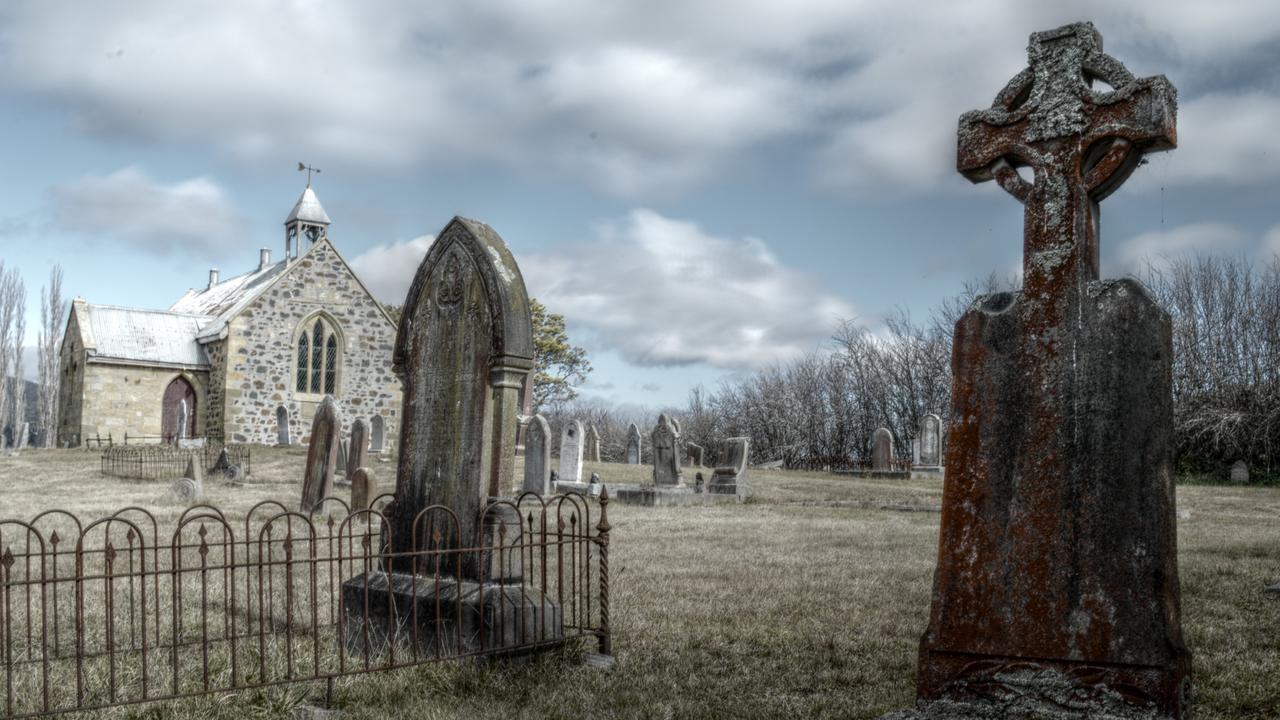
[{"left": 0, "top": 448, "right": 1276, "bottom": 719}]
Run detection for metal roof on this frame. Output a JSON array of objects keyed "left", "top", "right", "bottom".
[
  {"left": 285, "top": 186, "right": 331, "bottom": 225},
  {"left": 80, "top": 304, "right": 211, "bottom": 367}
]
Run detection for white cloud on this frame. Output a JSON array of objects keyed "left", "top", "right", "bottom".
[
  {"left": 522, "top": 209, "right": 855, "bottom": 369},
  {"left": 1114, "top": 221, "right": 1249, "bottom": 274},
  {"left": 349, "top": 235, "right": 434, "bottom": 304},
  {"left": 2, "top": 2, "right": 1279, "bottom": 196},
  {"left": 49, "top": 167, "right": 242, "bottom": 255},
  {"left": 1258, "top": 224, "right": 1280, "bottom": 261}
]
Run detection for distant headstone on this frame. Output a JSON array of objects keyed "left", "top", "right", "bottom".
[
  {"left": 550, "top": 469, "right": 560, "bottom": 486},
  {"left": 301, "top": 396, "right": 341, "bottom": 514},
  {"left": 709, "top": 437, "right": 750, "bottom": 498},
  {"left": 276, "top": 406, "right": 290, "bottom": 445},
  {"left": 212, "top": 447, "right": 233, "bottom": 476},
  {"left": 587, "top": 473, "right": 602, "bottom": 498},
  {"left": 522, "top": 414, "right": 552, "bottom": 495},
  {"left": 694, "top": 472, "right": 705, "bottom": 494},
  {"left": 351, "top": 467, "right": 375, "bottom": 512},
  {"left": 910, "top": 22, "right": 1190, "bottom": 720},
  {"left": 685, "top": 442, "right": 703, "bottom": 468},
  {"left": 625, "top": 423, "right": 641, "bottom": 464},
  {"left": 651, "top": 414, "right": 682, "bottom": 486},
  {"left": 917, "top": 414, "right": 942, "bottom": 468},
  {"left": 1230, "top": 460, "right": 1249, "bottom": 484},
  {"left": 16, "top": 422, "right": 28, "bottom": 451},
  {"left": 870, "top": 428, "right": 893, "bottom": 471},
  {"left": 348, "top": 419, "right": 369, "bottom": 479},
  {"left": 559, "top": 420, "right": 584, "bottom": 484},
  {"left": 171, "top": 478, "right": 199, "bottom": 504},
  {"left": 585, "top": 424, "right": 601, "bottom": 462}
]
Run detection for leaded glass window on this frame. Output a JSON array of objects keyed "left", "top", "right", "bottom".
[{"left": 295, "top": 317, "right": 342, "bottom": 395}]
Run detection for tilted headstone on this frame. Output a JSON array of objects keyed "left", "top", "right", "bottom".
[
  {"left": 585, "top": 424, "right": 601, "bottom": 462},
  {"left": 709, "top": 437, "right": 750, "bottom": 498},
  {"left": 917, "top": 414, "right": 942, "bottom": 468},
  {"left": 350, "top": 466, "right": 375, "bottom": 512},
  {"left": 1230, "top": 460, "right": 1249, "bottom": 484},
  {"left": 625, "top": 423, "right": 641, "bottom": 464},
  {"left": 300, "top": 396, "right": 341, "bottom": 514},
  {"left": 685, "top": 442, "right": 704, "bottom": 468},
  {"left": 911, "top": 22, "right": 1189, "bottom": 719},
  {"left": 348, "top": 419, "right": 369, "bottom": 480},
  {"left": 559, "top": 420, "right": 584, "bottom": 484},
  {"left": 385, "top": 217, "right": 535, "bottom": 578},
  {"left": 651, "top": 414, "right": 682, "bottom": 486},
  {"left": 522, "top": 414, "right": 552, "bottom": 495},
  {"left": 870, "top": 428, "right": 893, "bottom": 471},
  {"left": 16, "top": 422, "right": 28, "bottom": 451}
]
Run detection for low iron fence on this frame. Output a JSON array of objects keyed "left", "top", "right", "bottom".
[
  {"left": 100, "top": 441, "right": 252, "bottom": 480},
  {"left": 786, "top": 456, "right": 914, "bottom": 473},
  {"left": 0, "top": 491, "right": 610, "bottom": 718}
]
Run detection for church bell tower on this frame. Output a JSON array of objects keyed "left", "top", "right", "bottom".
[{"left": 284, "top": 164, "right": 331, "bottom": 260}]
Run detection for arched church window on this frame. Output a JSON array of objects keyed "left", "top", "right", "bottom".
[{"left": 295, "top": 316, "right": 342, "bottom": 394}]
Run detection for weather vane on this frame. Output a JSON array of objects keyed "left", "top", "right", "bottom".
[{"left": 297, "top": 162, "right": 321, "bottom": 186}]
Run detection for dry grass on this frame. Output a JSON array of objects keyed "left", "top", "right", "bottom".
[{"left": 0, "top": 448, "right": 1276, "bottom": 719}]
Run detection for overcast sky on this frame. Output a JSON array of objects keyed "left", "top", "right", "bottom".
[{"left": 1, "top": 1, "right": 1278, "bottom": 406}]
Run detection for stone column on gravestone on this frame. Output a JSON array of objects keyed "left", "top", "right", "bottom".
[
  {"left": 559, "top": 420, "right": 584, "bottom": 484},
  {"left": 651, "top": 413, "right": 682, "bottom": 486},
  {"left": 908, "top": 22, "right": 1190, "bottom": 720},
  {"left": 301, "top": 395, "right": 341, "bottom": 514},
  {"left": 870, "top": 428, "right": 893, "bottom": 471},
  {"left": 522, "top": 414, "right": 552, "bottom": 495},
  {"left": 348, "top": 418, "right": 369, "bottom": 480},
  {"left": 625, "top": 423, "right": 642, "bottom": 464}
]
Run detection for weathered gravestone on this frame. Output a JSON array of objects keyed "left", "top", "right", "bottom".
[
  {"left": 904, "top": 22, "right": 1190, "bottom": 720},
  {"left": 343, "top": 217, "right": 558, "bottom": 654},
  {"left": 171, "top": 455, "right": 204, "bottom": 503},
  {"left": 300, "top": 396, "right": 341, "bottom": 514},
  {"left": 651, "top": 413, "right": 682, "bottom": 486},
  {"left": 694, "top": 472, "right": 705, "bottom": 494},
  {"left": 870, "top": 428, "right": 894, "bottom": 471},
  {"left": 348, "top": 418, "right": 369, "bottom": 480},
  {"left": 276, "top": 406, "right": 290, "bottom": 445},
  {"left": 16, "top": 422, "right": 28, "bottom": 451},
  {"left": 708, "top": 437, "right": 750, "bottom": 499},
  {"left": 625, "top": 423, "right": 641, "bottom": 464},
  {"left": 559, "top": 419, "right": 584, "bottom": 483},
  {"left": 917, "top": 414, "right": 942, "bottom": 468},
  {"left": 685, "top": 442, "right": 704, "bottom": 468},
  {"left": 522, "top": 414, "right": 552, "bottom": 495},
  {"left": 585, "top": 424, "right": 601, "bottom": 462},
  {"left": 350, "top": 466, "right": 375, "bottom": 512},
  {"left": 1230, "top": 460, "right": 1249, "bottom": 484},
  {"left": 335, "top": 439, "right": 350, "bottom": 486},
  {"left": 588, "top": 472, "right": 602, "bottom": 498}
]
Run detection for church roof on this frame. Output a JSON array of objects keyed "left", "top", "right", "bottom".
[
  {"left": 78, "top": 304, "right": 211, "bottom": 367},
  {"left": 285, "top": 186, "right": 331, "bottom": 225},
  {"left": 170, "top": 258, "right": 290, "bottom": 342}
]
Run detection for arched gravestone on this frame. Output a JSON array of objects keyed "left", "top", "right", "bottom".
[
  {"left": 300, "top": 395, "right": 341, "bottom": 514},
  {"left": 348, "top": 418, "right": 369, "bottom": 480},
  {"left": 370, "top": 415, "right": 384, "bottom": 452},
  {"left": 351, "top": 466, "right": 375, "bottom": 511},
  {"left": 559, "top": 420, "right": 584, "bottom": 483},
  {"left": 709, "top": 437, "right": 749, "bottom": 499},
  {"left": 522, "top": 414, "right": 552, "bottom": 495},
  {"left": 276, "top": 406, "right": 290, "bottom": 446},
  {"left": 905, "top": 22, "right": 1190, "bottom": 720},
  {"left": 918, "top": 414, "right": 942, "bottom": 468},
  {"left": 870, "top": 428, "right": 893, "bottom": 471},
  {"left": 625, "top": 424, "right": 641, "bottom": 464},
  {"left": 651, "top": 414, "right": 682, "bottom": 486}
]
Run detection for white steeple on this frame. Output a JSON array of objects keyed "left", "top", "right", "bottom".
[{"left": 284, "top": 172, "right": 331, "bottom": 260}]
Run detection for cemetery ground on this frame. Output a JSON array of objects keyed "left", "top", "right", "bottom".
[{"left": 0, "top": 448, "right": 1276, "bottom": 719}]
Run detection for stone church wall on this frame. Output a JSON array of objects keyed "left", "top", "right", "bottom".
[
  {"left": 74, "top": 364, "right": 208, "bottom": 443},
  {"left": 219, "top": 240, "right": 401, "bottom": 448}
]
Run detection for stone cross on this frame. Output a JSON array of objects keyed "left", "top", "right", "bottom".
[
  {"left": 387, "top": 217, "right": 534, "bottom": 576},
  {"left": 301, "top": 395, "right": 341, "bottom": 514},
  {"left": 522, "top": 414, "right": 552, "bottom": 495},
  {"left": 915, "top": 23, "right": 1189, "bottom": 720},
  {"left": 559, "top": 420, "right": 584, "bottom": 483},
  {"left": 651, "top": 414, "right": 681, "bottom": 486},
  {"left": 870, "top": 428, "right": 893, "bottom": 472},
  {"left": 625, "top": 423, "right": 641, "bottom": 464},
  {"left": 348, "top": 418, "right": 369, "bottom": 480}
]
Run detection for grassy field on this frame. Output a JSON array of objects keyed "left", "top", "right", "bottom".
[{"left": 0, "top": 447, "right": 1276, "bottom": 719}]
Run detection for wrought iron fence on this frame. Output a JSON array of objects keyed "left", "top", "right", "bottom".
[
  {"left": 99, "top": 442, "right": 252, "bottom": 480},
  {"left": 786, "top": 456, "right": 914, "bottom": 473},
  {"left": 0, "top": 491, "right": 610, "bottom": 718}
]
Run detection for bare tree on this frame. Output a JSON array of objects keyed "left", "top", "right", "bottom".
[
  {"left": 11, "top": 278, "right": 25, "bottom": 441},
  {"left": 38, "top": 265, "right": 65, "bottom": 447},
  {"left": 0, "top": 264, "right": 23, "bottom": 444}
]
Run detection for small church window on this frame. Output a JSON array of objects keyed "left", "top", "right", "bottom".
[{"left": 296, "top": 316, "right": 342, "bottom": 395}]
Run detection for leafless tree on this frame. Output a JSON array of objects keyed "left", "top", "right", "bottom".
[
  {"left": 38, "top": 266, "right": 65, "bottom": 447},
  {"left": 0, "top": 263, "right": 23, "bottom": 444}
]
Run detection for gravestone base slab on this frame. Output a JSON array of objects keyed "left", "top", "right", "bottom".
[
  {"left": 707, "top": 470, "right": 750, "bottom": 500},
  {"left": 910, "top": 466, "right": 943, "bottom": 478},
  {"left": 612, "top": 484, "right": 738, "bottom": 506},
  {"left": 834, "top": 469, "right": 912, "bottom": 480},
  {"left": 341, "top": 571, "right": 563, "bottom": 657}
]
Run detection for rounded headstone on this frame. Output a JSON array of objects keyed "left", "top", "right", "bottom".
[{"left": 171, "top": 478, "right": 198, "bottom": 504}]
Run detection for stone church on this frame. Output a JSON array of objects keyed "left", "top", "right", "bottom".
[{"left": 56, "top": 183, "right": 402, "bottom": 449}]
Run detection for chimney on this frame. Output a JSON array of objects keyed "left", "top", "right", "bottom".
[
  {"left": 207, "top": 268, "right": 219, "bottom": 289},
  {"left": 259, "top": 248, "right": 271, "bottom": 270}
]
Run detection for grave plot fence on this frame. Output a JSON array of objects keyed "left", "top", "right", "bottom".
[
  {"left": 0, "top": 491, "right": 610, "bottom": 718},
  {"left": 99, "top": 442, "right": 252, "bottom": 481},
  {"left": 786, "top": 456, "right": 914, "bottom": 473}
]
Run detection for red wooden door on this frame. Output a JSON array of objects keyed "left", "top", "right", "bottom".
[{"left": 161, "top": 377, "right": 197, "bottom": 442}]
